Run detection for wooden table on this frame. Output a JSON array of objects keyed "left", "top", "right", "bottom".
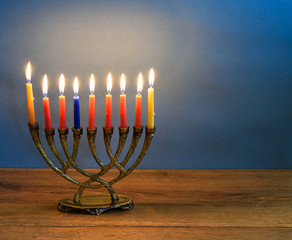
[{"left": 0, "top": 169, "right": 291, "bottom": 239}]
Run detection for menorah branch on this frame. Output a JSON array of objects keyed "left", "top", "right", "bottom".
[
  {"left": 45, "top": 128, "right": 66, "bottom": 167},
  {"left": 103, "top": 127, "right": 127, "bottom": 175},
  {"left": 109, "top": 126, "right": 156, "bottom": 186},
  {"left": 87, "top": 127, "right": 105, "bottom": 172},
  {"left": 120, "top": 126, "right": 143, "bottom": 167}
]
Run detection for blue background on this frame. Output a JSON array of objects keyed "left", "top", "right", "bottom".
[{"left": 0, "top": 0, "right": 291, "bottom": 168}]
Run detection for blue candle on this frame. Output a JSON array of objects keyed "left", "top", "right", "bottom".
[{"left": 73, "top": 77, "right": 80, "bottom": 129}]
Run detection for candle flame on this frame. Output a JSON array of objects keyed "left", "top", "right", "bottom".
[
  {"left": 120, "top": 73, "right": 126, "bottom": 94},
  {"left": 59, "top": 74, "right": 65, "bottom": 95},
  {"left": 42, "top": 74, "right": 48, "bottom": 97},
  {"left": 90, "top": 73, "right": 95, "bottom": 94},
  {"left": 74, "top": 77, "right": 79, "bottom": 96},
  {"left": 137, "top": 72, "right": 143, "bottom": 94},
  {"left": 149, "top": 68, "right": 154, "bottom": 87},
  {"left": 107, "top": 73, "right": 112, "bottom": 94},
  {"left": 26, "top": 62, "right": 31, "bottom": 82}
]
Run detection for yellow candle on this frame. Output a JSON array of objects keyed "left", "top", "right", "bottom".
[
  {"left": 26, "top": 62, "right": 35, "bottom": 125},
  {"left": 148, "top": 68, "right": 155, "bottom": 128}
]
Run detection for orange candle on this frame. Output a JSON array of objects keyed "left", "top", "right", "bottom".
[
  {"left": 59, "top": 74, "right": 66, "bottom": 129},
  {"left": 135, "top": 73, "right": 143, "bottom": 128},
  {"left": 42, "top": 74, "right": 52, "bottom": 130},
  {"left": 25, "top": 62, "right": 36, "bottom": 125},
  {"left": 120, "top": 74, "right": 127, "bottom": 128},
  {"left": 105, "top": 73, "right": 112, "bottom": 129},
  {"left": 88, "top": 74, "right": 95, "bottom": 129}
]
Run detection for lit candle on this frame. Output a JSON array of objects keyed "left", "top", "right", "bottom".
[
  {"left": 25, "top": 62, "right": 36, "bottom": 125},
  {"left": 120, "top": 73, "right": 127, "bottom": 128},
  {"left": 59, "top": 74, "right": 66, "bottom": 129},
  {"left": 88, "top": 74, "right": 95, "bottom": 129},
  {"left": 105, "top": 73, "right": 112, "bottom": 129},
  {"left": 42, "top": 74, "right": 52, "bottom": 130},
  {"left": 148, "top": 68, "right": 155, "bottom": 128},
  {"left": 135, "top": 73, "right": 143, "bottom": 128},
  {"left": 73, "top": 77, "right": 80, "bottom": 129}
]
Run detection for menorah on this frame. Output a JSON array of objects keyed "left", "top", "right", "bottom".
[{"left": 28, "top": 122, "right": 155, "bottom": 215}]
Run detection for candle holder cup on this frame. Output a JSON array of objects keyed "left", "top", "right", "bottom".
[{"left": 28, "top": 122, "right": 155, "bottom": 215}]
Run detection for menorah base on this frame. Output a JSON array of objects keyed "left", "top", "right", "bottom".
[{"left": 57, "top": 195, "right": 134, "bottom": 215}]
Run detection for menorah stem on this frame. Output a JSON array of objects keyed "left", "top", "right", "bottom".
[
  {"left": 58, "top": 127, "right": 96, "bottom": 178},
  {"left": 73, "top": 178, "right": 118, "bottom": 204},
  {"left": 71, "top": 127, "right": 82, "bottom": 160}
]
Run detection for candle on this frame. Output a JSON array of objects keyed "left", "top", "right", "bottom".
[
  {"left": 42, "top": 74, "right": 52, "bottom": 130},
  {"left": 25, "top": 62, "right": 36, "bottom": 125},
  {"left": 73, "top": 77, "right": 80, "bottom": 129},
  {"left": 148, "top": 68, "right": 155, "bottom": 128},
  {"left": 88, "top": 74, "right": 95, "bottom": 129},
  {"left": 59, "top": 74, "right": 66, "bottom": 129},
  {"left": 135, "top": 73, "right": 143, "bottom": 128},
  {"left": 105, "top": 73, "right": 112, "bottom": 129},
  {"left": 120, "top": 73, "right": 127, "bottom": 128}
]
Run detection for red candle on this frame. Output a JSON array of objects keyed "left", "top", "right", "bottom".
[
  {"left": 88, "top": 74, "right": 95, "bottom": 129},
  {"left": 42, "top": 74, "right": 52, "bottom": 130},
  {"left": 120, "top": 74, "right": 127, "bottom": 128},
  {"left": 105, "top": 73, "right": 112, "bottom": 128},
  {"left": 135, "top": 73, "right": 143, "bottom": 128},
  {"left": 59, "top": 74, "right": 66, "bottom": 129}
]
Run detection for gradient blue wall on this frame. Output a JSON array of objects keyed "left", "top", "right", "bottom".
[{"left": 0, "top": 0, "right": 291, "bottom": 168}]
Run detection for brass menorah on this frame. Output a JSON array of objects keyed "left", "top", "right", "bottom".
[{"left": 28, "top": 122, "right": 155, "bottom": 215}]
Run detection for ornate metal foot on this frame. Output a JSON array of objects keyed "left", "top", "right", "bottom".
[{"left": 57, "top": 195, "right": 134, "bottom": 215}]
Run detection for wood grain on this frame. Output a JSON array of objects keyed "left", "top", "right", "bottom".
[{"left": 0, "top": 169, "right": 291, "bottom": 239}]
